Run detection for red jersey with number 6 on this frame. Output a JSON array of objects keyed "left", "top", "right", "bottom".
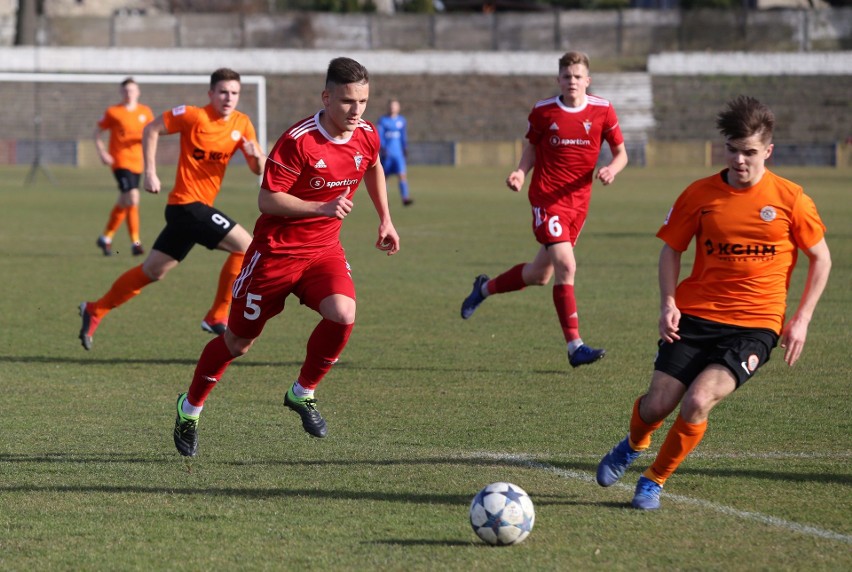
[
  {"left": 254, "top": 112, "right": 381, "bottom": 257},
  {"left": 525, "top": 95, "right": 623, "bottom": 214}
]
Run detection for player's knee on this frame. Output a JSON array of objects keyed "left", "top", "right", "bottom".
[
  {"left": 224, "top": 331, "right": 254, "bottom": 357},
  {"left": 679, "top": 393, "right": 715, "bottom": 422}
]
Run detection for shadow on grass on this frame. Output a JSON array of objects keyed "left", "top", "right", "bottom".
[
  {"left": 0, "top": 354, "right": 566, "bottom": 375},
  {"left": 367, "top": 539, "right": 475, "bottom": 547}
]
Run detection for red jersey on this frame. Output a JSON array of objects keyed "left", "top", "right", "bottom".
[
  {"left": 525, "top": 95, "right": 623, "bottom": 214},
  {"left": 254, "top": 112, "right": 381, "bottom": 257},
  {"left": 161, "top": 104, "right": 257, "bottom": 207},
  {"left": 97, "top": 103, "right": 154, "bottom": 173},
  {"left": 657, "top": 169, "right": 826, "bottom": 333}
]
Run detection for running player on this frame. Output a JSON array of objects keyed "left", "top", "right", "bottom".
[
  {"left": 172, "top": 57, "right": 400, "bottom": 457},
  {"left": 377, "top": 98, "right": 413, "bottom": 206},
  {"left": 595, "top": 95, "right": 832, "bottom": 510},
  {"left": 79, "top": 68, "right": 266, "bottom": 350},
  {"left": 460, "top": 51, "right": 628, "bottom": 368},
  {"left": 93, "top": 77, "right": 154, "bottom": 256}
]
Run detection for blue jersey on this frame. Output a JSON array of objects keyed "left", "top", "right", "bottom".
[{"left": 377, "top": 114, "right": 407, "bottom": 158}]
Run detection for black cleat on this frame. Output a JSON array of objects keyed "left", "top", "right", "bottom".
[
  {"left": 284, "top": 389, "right": 328, "bottom": 438},
  {"left": 173, "top": 393, "right": 199, "bottom": 457},
  {"left": 132, "top": 243, "right": 145, "bottom": 256},
  {"left": 201, "top": 319, "right": 227, "bottom": 336},
  {"left": 96, "top": 236, "right": 112, "bottom": 256},
  {"left": 78, "top": 302, "right": 100, "bottom": 351}
]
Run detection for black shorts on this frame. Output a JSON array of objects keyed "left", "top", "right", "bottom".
[
  {"left": 654, "top": 314, "right": 778, "bottom": 388},
  {"left": 152, "top": 202, "right": 238, "bottom": 262},
  {"left": 113, "top": 169, "right": 141, "bottom": 193}
]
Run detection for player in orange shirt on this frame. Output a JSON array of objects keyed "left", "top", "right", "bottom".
[
  {"left": 93, "top": 78, "right": 154, "bottom": 256},
  {"left": 78, "top": 68, "right": 266, "bottom": 350},
  {"left": 595, "top": 96, "right": 832, "bottom": 510}
]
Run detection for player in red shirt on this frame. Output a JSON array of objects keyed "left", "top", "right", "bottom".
[
  {"left": 173, "top": 57, "right": 400, "bottom": 457},
  {"left": 460, "top": 51, "right": 628, "bottom": 368},
  {"left": 93, "top": 78, "right": 154, "bottom": 256},
  {"left": 596, "top": 96, "right": 831, "bottom": 510},
  {"left": 79, "top": 69, "right": 265, "bottom": 350}
]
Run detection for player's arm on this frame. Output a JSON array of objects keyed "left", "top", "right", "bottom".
[
  {"left": 258, "top": 187, "right": 353, "bottom": 220},
  {"left": 363, "top": 158, "right": 400, "bottom": 255},
  {"left": 596, "top": 141, "right": 628, "bottom": 186},
  {"left": 658, "top": 243, "right": 682, "bottom": 343},
  {"left": 142, "top": 114, "right": 168, "bottom": 194},
  {"left": 93, "top": 124, "right": 113, "bottom": 166},
  {"left": 506, "top": 142, "right": 536, "bottom": 192},
  {"left": 780, "top": 237, "right": 832, "bottom": 366},
  {"left": 241, "top": 137, "right": 266, "bottom": 176}
]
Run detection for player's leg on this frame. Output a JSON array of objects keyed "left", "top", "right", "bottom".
[
  {"left": 397, "top": 155, "right": 412, "bottom": 205},
  {"left": 285, "top": 252, "right": 356, "bottom": 438},
  {"left": 98, "top": 171, "right": 132, "bottom": 255},
  {"left": 175, "top": 247, "right": 288, "bottom": 456},
  {"left": 198, "top": 207, "right": 250, "bottom": 335},
  {"left": 460, "top": 246, "right": 552, "bottom": 320},
  {"left": 597, "top": 371, "right": 682, "bottom": 487}
]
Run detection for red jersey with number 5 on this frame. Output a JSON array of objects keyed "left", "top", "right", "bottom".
[
  {"left": 525, "top": 95, "right": 623, "bottom": 214},
  {"left": 254, "top": 112, "right": 380, "bottom": 257}
]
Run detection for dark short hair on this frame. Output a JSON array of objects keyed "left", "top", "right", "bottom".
[
  {"left": 120, "top": 77, "right": 136, "bottom": 87},
  {"left": 716, "top": 95, "right": 775, "bottom": 144},
  {"left": 559, "top": 51, "right": 590, "bottom": 72},
  {"left": 325, "top": 57, "right": 369, "bottom": 89},
  {"left": 210, "top": 68, "right": 241, "bottom": 90}
]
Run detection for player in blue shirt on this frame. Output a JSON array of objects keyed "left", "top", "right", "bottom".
[{"left": 378, "top": 99, "right": 414, "bottom": 206}]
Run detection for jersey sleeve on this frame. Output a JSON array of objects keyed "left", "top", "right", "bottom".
[
  {"left": 602, "top": 105, "right": 624, "bottom": 148},
  {"left": 261, "top": 134, "right": 302, "bottom": 193},
  {"left": 656, "top": 185, "right": 701, "bottom": 252},
  {"left": 238, "top": 117, "right": 259, "bottom": 160},
  {"left": 524, "top": 106, "right": 542, "bottom": 146},
  {"left": 97, "top": 109, "right": 112, "bottom": 130},
  {"left": 791, "top": 192, "right": 827, "bottom": 250},
  {"left": 162, "top": 105, "right": 197, "bottom": 135}
]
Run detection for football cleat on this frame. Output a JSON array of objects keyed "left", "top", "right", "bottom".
[
  {"left": 96, "top": 236, "right": 112, "bottom": 256},
  {"left": 173, "top": 393, "right": 200, "bottom": 457},
  {"left": 632, "top": 476, "right": 663, "bottom": 510},
  {"left": 284, "top": 388, "right": 327, "bottom": 438},
  {"left": 78, "top": 302, "right": 101, "bottom": 351},
  {"left": 131, "top": 243, "right": 145, "bottom": 256},
  {"left": 596, "top": 435, "right": 642, "bottom": 487},
  {"left": 201, "top": 319, "right": 227, "bottom": 336},
  {"left": 460, "top": 274, "right": 489, "bottom": 319},
  {"left": 569, "top": 344, "right": 606, "bottom": 368}
]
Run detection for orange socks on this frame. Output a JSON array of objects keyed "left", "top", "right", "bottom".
[
  {"left": 127, "top": 205, "right": 141, "bottom": 245},
  {"left": 628, "top": 396, "right": 664, "bottom": 451},
  {"left": 103, "top": 205, "right": 127, "bottom": 240},
  {"left": 644, "top": 414, "right": 707, "bottom": 486},
  {"left": 89, "top": 264, "right": 154, "bottom": 319},
  {"left": 206, "top": 252, "right": 244, "bottom": 324}
]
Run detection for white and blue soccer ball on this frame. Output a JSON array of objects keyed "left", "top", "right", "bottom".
[{"left": 469, "top": 482, "right": 535, "bottom": 546}]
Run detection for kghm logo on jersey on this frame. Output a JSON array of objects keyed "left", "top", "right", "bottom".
[
  {"left": 353, "top": 153, "right": 363, "bottom": 170},
  {"left": 760, "top": 206, "right": 777, "bottom": 222},
  {"left": 704, "top": 238, "right": 776, "bottom": 258}
]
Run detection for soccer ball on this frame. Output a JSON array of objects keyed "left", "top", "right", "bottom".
[{"left": 469, "top": 482, "right": 535, "bottom": 546}]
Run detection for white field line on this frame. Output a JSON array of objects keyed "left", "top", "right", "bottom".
[{"left": 464, "top": 451, "right": 852, "bottom": 545}]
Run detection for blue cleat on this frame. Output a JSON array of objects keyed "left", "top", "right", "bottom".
[
  {"left": 597, "top": 435, "right": 642, "bottom": 487},
  {"left": 460, "top": 274, "right": 489, "bottom": 319},
  {"left": 632, "top": 476, "right": 663, "bottom": 510},
  {"left": 569, "top": 344, "right": 606, "bottom": 368}
]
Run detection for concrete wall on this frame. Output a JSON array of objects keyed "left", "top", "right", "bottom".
[{"left": 6, "top": 9, "right": 852, "bottom": 54}]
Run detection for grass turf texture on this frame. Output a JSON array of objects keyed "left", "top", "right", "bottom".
[{"left": 0, "top": 165, "right": 849, "bottom": 570}]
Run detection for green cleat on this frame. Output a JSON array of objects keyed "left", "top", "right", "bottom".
[
  {"left": 284, "top": 388, "right": 328, "bottom": 438},
  {"left": 173, "top": 393, "right": 200, "bottom": 457}
]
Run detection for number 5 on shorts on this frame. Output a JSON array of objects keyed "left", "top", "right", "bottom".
[{"left": 244, "top": 293, "right": 262, "bottom": 320}]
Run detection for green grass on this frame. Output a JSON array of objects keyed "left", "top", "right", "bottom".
[{"left": 0, "top": 164, "right": 850, "bottom": 570}]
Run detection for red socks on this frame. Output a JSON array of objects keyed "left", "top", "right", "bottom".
[
  {"left": 187, "top": 335, "right": 237, "bottom": 406},
  {"left": 552, "top": 284, "right": 579, "bottom": 343},
  {"left": 487, "top": 263, "right": 526, "bottom": 295},
  {"left": 298, "top": 319, "right": 354, "bottom": 391}
]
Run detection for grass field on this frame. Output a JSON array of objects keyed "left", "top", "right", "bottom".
[{"left": 0, "top": 164, "right": 849, "bottom": 570}]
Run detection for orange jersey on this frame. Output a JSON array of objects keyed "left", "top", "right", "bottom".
[
  {"left": 97, "top": 103, "right": 154, "bottom": 173},
  {"left": 162, "top": 104, "right": 257, "bottom": 206},
  {"left": 657, "top": 169, "right": 826, "bottom": 334}
]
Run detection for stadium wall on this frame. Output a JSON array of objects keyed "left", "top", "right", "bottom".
[{"left": 0, "top": 48, "right": 848, "bottom": 168}]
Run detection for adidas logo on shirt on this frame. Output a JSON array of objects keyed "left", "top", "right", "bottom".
[
  {"left": 549, "top": 122, "right": 559, "bottom": 131},
  {"left": 315, "top": 159, "right": 327, "bottom": 168}
]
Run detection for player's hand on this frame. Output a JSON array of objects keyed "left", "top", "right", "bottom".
[
  {"left": 595, "top": 166, "right": 616, "bottom": 186},
  {"left": 375, "top": 223, "right": 400, "bottom": 256},
  {"left": 241, "top": 136, "right": 261, "bottom": 159},
  {"left": 779, "top": 316, "right": 809, "bottom": 366},
  {"left": 144, "top": 172, "right": 161, "bottom": 194},
  {"left": 506, "top": 169, "right": 524, "bottom": 192},
  {"left": 320, "top": 193, "right": 353, "bottom": 220},
  {"left": 659, "top": 305, "right": 681, "bottom": 343},
  {"left": 100, "top": 153, "right": 114, "bottom": 167}
]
